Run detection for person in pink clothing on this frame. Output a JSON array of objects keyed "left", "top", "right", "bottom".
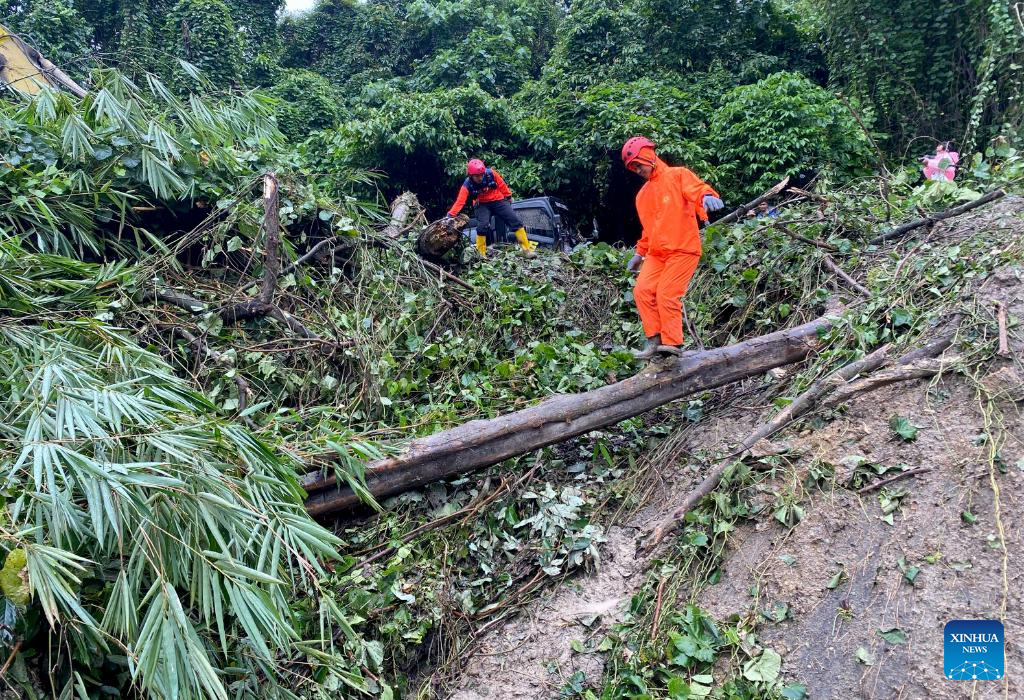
[{"left": 922, "top": 142, "right": 959, "bottom": 182}]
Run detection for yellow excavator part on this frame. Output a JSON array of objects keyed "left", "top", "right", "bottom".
[{"left": 0, "top": 23, "right": 87, "bottom": 96}]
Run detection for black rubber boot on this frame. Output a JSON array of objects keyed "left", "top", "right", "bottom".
[
  {"left": 631, "top": 334, "right": 661, "bottom": 360},
  {"left": 656, "top": 344, "right": 684, "bottom": 357}
]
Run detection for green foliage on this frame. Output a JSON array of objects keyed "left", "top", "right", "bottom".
[
  {"left": 404, "top": 0, "right": 559, "bottom": 96},
  {"left": 962, "top": 0, "right": 1024, "bottom": 149},
  {"left": 303, "top": 84, "right": 530, "bottom": 209},
  {"left": 633, "top": 0, "right": 803, "bottom": 80},
  {"left": 115, "top": 0, "right": 157, "bottom": 78},
  {"left": 224, "top": 0, "right": 286, "bottom": 64},
  {"left": 163, "top": 0, "right": 245, "bottom": 88},
  {"left": 542, "top": 0, "right": 811, "bottom": 90},
  {"left": 710, "top": 72, "right": 874, "bottom": 198},
  {"left": 280, "top": 0, "right": 409, "bottom": 91},
  {"left": 0, "top": 311, "right": 362, "bottom": 698},
  {"left": 888, "top": 415, "right": 920, "bottom": 442},
  {"left": 522, "top": 77, "right": 714, "bottom": 220},
  {"left": 269, "top": 69, "right": 343, "bottom": 140},
  {"left": 0, "top": 69, "right": 281, "bottom": 255},
  {"left": 821, "top": 0, "right": 1023, "bottom": 150},
  {"left": 6, "top": 0, "right": 93, "bottom": 80},
  {"left": 539, "top": 0, "right": 642, "bottom": 88}
]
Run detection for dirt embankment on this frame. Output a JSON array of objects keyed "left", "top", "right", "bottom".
[{"left": 446, "top": 203, "right": 1024, "bottom": 700}]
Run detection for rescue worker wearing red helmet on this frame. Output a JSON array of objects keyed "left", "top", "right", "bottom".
[
  {"left": 621, "top": 136, "right": 723, "bottom": 359},
  {"left": 446, "top": 159, "right": 536, "bottom": 259}
]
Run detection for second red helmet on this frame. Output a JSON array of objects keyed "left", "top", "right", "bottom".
[{"left": 466, "top": 158, "right": 486, "bottom": 175}]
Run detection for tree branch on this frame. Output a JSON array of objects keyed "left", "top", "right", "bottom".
[
  {"left": 713, "top": 177, "right": 791, "bottom": 227},
  {"left": 997, "top": 301, "right": 1011, "bottom": 357},
  {"left": 644, "top": 344, "right": 892, "bottom": 549},
  {"left": 140, "top": 289, "right": 206, "bottom": 313},
  {"left": 870, "top": 189, "right": 1006, "bottom": 244},
  {"left": 157, "top": 323, "right": 256, "bottom": 428},
  {"left": 822, "top": 254, "right": 870, "bottom": 297},
  {"left": 856, "top": 467, "right": 933, "bottom": 495},
  {"left": 774, "top": 222, "right": 838, "bottom": 251}
]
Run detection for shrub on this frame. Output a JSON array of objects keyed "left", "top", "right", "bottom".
[
  {"left": 270, "top": 69, "right": 343, "bottom": 140},
  {"left": 710, "top": 71, "right": 874, "bottom": 198}
]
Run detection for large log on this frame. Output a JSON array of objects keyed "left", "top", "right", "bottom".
[{"left": 304, "top": 314, "right": 834, "bottom": 517}]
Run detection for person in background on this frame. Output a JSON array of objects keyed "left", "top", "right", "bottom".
[
  {"left": 446, "top": 159, "right": 536, "bottom": 259},
  {"left": 922, "top": 142, "right": 959, "bottom": 182},
  {"left": 621, "top": 136, "right": 723, "bottom": 359}
]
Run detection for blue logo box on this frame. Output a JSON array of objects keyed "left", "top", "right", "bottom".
[{"left": 944, "top": 620, "right": 1004, "bottom": 680}]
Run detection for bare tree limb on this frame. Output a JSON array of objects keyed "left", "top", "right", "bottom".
[
  {"left": 379, "top": 237, "right": 475, "bottom": 292},
  {"left": 856, "top": 467, "right": 933, "bottom": 495},
  {"left": 140, "top": 289, "right": 206, "bottom": 313},
  {"left": 997, "top": 301, "right": 1011, "bottom": 357},
  {"left": 870, "top": 189, "right": 1006, "bottom": 244},
  {"left": 383, "top": 192, "right": 421, "bottom": 238},
  {"left": 774, "top": 223, "right": 838, "bottom": 251},
  {"left": 156, "top": 323, "right": 256, "bottom": 428},
  {"left": 642, "top": 344, "right": 891, "bottom": 549},
  {"left": 280, "top": 237, "right": 352, "bottom": 279},
  {"left": 823, "top": 254, "right": 870, "bottom": 297},
  {"left": 823, "top": 358, "right": 957, "bottom": 407},
  {"left": 713, "top": 177, "right": 791, "bottom": 227},
  {"left": 258, "top": 173, "right": 280, "bottom": 305}
]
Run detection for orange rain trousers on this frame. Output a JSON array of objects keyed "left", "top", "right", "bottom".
[{"left": 634, "top": 252, "right": 700, "bottom": 346}]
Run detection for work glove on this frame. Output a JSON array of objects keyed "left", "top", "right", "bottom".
[
  {"left": 627, "top": 254, "right": 644, "bottom": 277},
  {"left": 703, "top": 195, "right": 724, "bottom": 212}
]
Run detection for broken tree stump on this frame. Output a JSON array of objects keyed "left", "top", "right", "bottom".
[
  {"left": 303, "top": 313, "right": 835, "bottom": 517},
  {"left": 417, "top": 214, "right": 469, "bottom": 261},
  {"left": 383, "top": 192, "right": 422, "bottom": 238}
]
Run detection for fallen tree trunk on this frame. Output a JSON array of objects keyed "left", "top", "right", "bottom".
[
  {"left": 383, "top": 192, "right": 421, "bottom": 238},
  {"left": 304, "top": 314, "right": 833, "bottom": 517}
]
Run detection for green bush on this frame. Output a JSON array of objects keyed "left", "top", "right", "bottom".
[
  {"left": 710, "top": 71, "right": 874, "bottom": 198},
  {"left": 521, "top": 77, "right": 715, "bottom": 221},
  {"left": 269, "top": 69, "right": 343, "bottom": 140},
  {"left": 162, "top": 0, "right": 244, "bottom": 88},
  {"left": 302, "top": 85, "right": 531, "bottom": 209}
]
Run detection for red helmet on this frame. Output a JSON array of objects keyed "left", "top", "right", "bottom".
[
  {"left": 466, "top": 158, "right": 486, "bottom": 175},
  {"left": 621, "top": 136, "right": 656, "bottom": 166}
]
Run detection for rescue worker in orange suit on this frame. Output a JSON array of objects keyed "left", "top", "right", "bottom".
[
  {"left": 445, "top": 159, "right": 536, "bottom": 259},
  {"left": 621, "top": 136, "right": 723, "bottom": 359}
]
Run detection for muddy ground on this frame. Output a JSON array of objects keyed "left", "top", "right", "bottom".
[{"left": 448, "top": 251, "right": 1023, "bottom": 695}]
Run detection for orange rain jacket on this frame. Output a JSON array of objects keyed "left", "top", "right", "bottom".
[
  {"left": 635, "top": 156, "right": 719, "bottom": 258},
  {"left": 447, "top": 169, "right": 514, "bottom": 217}
]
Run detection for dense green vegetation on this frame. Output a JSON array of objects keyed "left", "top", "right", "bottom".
[
  {"left": 8, "top": 0, "right": 1021, "bottom": 220},
  {"left": 1, "top": 0, "right": 1022, "bottom": 697}
]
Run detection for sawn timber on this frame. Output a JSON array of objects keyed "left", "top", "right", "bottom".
[{"left": 304, "top": 314, "right": 833, "bottom": 517}]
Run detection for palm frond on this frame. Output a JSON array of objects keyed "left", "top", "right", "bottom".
[{"left": 0, "top": 322, "right": 362, "bottom": 698}]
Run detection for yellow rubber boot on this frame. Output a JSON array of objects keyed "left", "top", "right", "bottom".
[
  {"left": 475, "top": 234, "right": 488, "bottom": 258},
  {"left": 514, "top": 228, "right": 537, "bottom": 258}
]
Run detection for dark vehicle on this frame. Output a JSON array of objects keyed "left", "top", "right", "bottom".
[{"left": 465, "top": 196, "right": 586, "bottom": 253}]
